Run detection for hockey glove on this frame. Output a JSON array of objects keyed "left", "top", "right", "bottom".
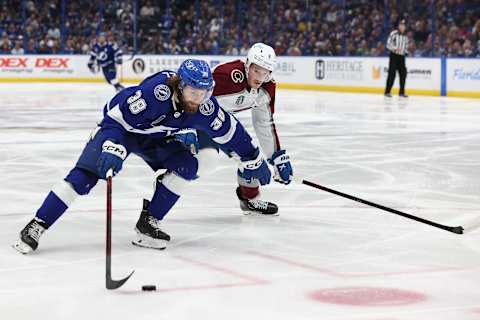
[
  {"left": 87, "top": 62, "right": 96, "bottom": 73},
  {"left": 174, "top": 128, "right": 199, "bottom": 154},
  {"left": 238, "top": 150, "right": 271, "bottom": 185},
  {"left": 269, "top": 149, "right": 293, "bottom": 185},
  {"left": 97, "top": 140, "right": 127, "bottom": 178}
]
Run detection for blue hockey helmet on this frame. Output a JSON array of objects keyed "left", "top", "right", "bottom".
[{"left": 177, "top": 59, "right": 215, "bottom": 92}]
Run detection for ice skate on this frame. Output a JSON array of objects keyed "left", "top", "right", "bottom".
[
  {"left": 132, "top": 199, "right": 170, "bottom": 250},
  {"left": 236, "top": 187, "right": 279, "bottom": 216},
  {"left": 13, "top": 217, "right": 49, "bottom": 254}
]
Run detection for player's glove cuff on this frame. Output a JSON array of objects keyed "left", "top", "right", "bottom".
[{"left": 101, "top": 140, "right": 127, "bottom": 160}]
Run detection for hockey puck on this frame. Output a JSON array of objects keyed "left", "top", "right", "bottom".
[{"left": 142, "top": 285, "right": 157, "bottom": 291}]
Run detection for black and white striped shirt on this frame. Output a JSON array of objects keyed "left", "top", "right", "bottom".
[{"left": 386, "top": 30, "right": 409, "bottom": 56}]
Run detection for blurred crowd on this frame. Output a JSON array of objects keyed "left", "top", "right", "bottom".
[{"left": 0, "top": 0, "right": 479, "bottom": 57}]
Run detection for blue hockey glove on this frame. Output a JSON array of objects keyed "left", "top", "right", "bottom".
[
  {"left": 238, "top": 150, "right": 271, "bottom": 185},
  {"left": 97, "top": 140, "right": 127, "bottom": 178},
  {"left": 174, "top": 128, "right": 199, "bottom": 154},
  {"left": 269, "top": 149, "right": 293, "bottom": 185}
]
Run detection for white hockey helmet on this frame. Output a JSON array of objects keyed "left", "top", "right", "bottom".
[{"left": 245, "top": 43, "right": 276, "bottom": 78}]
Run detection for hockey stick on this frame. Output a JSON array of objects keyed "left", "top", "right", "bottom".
[
  {"left": 294, "top": 177, "right": 464, "bottom": 234},
  {"left": 119, "top": 50, "right": 136, "bottom": 85},
  {"left": 106, "top": 169, "right": 134, "bottom": 290}
]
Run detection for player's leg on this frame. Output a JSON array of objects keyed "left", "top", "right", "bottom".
[
  {"left": 132, "top": 140, "right": 201, "bottom": 249},
  {"left": 236, "top": 171, "right": 279, "bottom": 216},
  {"left": 398, "top": 55, "right": 407, "bottom": 97},
  {"left": 13, "top": 167, "right": 99, "bottom": 254},
  {"left": 384, "top": 53, "right": 397, "bottom": 96},
  {"left": 102, "top": 64, "right": 124, "bottom": 92},
  {"left": 13, "top": 127, "right": 126, "bottom": 254},
  {"left": 199, "top": 131, "right": 278, "bottom": 216}
]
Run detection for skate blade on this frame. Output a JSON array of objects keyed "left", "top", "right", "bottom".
[
  {"left": 242, "top": 210, "right": 280, "bottom": 217},
  {"left": 132, "top": 230, "right": 168, "bottom": 250},
  {"left": 12, "top": 240, "right": 34, "bottom": 254}
]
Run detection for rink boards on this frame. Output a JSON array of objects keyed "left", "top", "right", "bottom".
[{"left": 0, "top": 54, "right": 478, "bottom": 98}]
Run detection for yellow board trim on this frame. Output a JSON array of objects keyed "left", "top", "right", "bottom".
[
  {"left": 0, "top": 77, "right": 478, "bottom": 98},
  {"left": 446, "top": 91, "right": 480, "bottom": 98},
  {"left": 277, "top": 83, "right": 440, "bottom": 96}
]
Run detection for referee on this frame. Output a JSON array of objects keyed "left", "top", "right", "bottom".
[{"left": 385, "top": 19, "right": 409, "bottom": 98}]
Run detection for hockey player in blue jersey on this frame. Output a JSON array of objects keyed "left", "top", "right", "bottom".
[
  {"left": 13, "top": 59, "right": 271, "bottom": 253},
  {"left": 88, "top": 33, "right": 125, "bottom": 92}
]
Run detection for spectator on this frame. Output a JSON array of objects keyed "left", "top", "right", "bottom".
[
  {"left": 224, "top": 43, "right": 239, "bottom": 55},
  {"left": 0, "top": 0, "right": 479, "bottom": 57},
  {"left": 0, "top": 32, "right": 11, "bottom": 49},
  {"left": 0, "top": 41, "right": 10, "bottom": 53},
  {"left": 238, "top": 43, "right": 249, "bottom": 55},
  {"left": 11, "top": 40, "right": 24, "bottom": 54},
  {"left": 25, "top": 38, "right": 37, "bottom": 53}
]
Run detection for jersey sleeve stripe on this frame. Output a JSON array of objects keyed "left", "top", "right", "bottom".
[
  {"left": 107, "top": 105, "right": 177, "bottom": 134},
  {"left": 270, "top": 122, "right": 281, "bottom": 152},
  {"left": 212, "top": 114, "right": 238, "bottom": 144}
]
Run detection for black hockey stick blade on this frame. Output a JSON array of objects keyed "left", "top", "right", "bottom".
[
  {"left": 449, "top": 226, "right": 464, "bottom": 234},
  {"left": 106, "top": 263, "right": 135, "bottom": 290},
  {"left": 295, "top": 177, "right": 464, "bottom": 235}
]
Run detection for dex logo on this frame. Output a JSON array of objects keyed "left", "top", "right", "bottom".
[
  {"left": 35, "top": 58, "right": 69, "bottom": 68},
  {"left": 0, "top": 57, "right": 28, "bottom": 68},
  {"left": 315, "top": 60, "right": 325, "bottom": 80}
]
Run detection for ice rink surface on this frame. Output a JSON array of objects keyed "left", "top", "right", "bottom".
[{"left": 0, "top": 83, "right": 479, "bottom": 320}]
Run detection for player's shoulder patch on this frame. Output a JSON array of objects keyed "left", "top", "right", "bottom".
[
  {"left": 153, "top": 84, "right": 171, "bottom": 101},
  {"left": 199, "top": 99, "right": 215, "bottom": 116},
  {"left": 213, "top": 60, "right": 247, "bottom": 96},
  {"left": 214, "top": 60, "right": 245, "bottom": 78},
  {"left": 230, "top": 69, "right": 245, "bottom": 84}
]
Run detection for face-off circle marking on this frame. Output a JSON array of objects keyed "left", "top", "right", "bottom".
[{"left": 308, "top": 287, "right": 427, "bottom": 306}]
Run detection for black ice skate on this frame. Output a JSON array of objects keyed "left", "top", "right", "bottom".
[
  {"left": 132, "top": 199, "right": 170, "bottom": 250},
  {"left": 236, "top": 187, "right": 279, "bottom": 216},
  {"left": 13, "top": 217, "right": 49, "bottom": 254}
]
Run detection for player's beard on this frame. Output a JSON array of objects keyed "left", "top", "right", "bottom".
[{"left": 179, "top": 95, "right": 200, "bottom": 114}]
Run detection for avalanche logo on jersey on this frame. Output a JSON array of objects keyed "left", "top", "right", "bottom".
[
  {"left": 199, "top": 100, "right": 215, "bottom": 116},
  {"left": 154, "top": 84, "right": 171, "bottom": 101},
  {"left": 231, "top": 69, "right": 244, "bottom": 83}
]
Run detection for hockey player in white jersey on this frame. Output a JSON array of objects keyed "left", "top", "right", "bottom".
[{"left": 175, "top": 43, "right": 293, "bottom": 215}]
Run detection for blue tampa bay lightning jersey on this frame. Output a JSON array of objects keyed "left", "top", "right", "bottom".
[
  {"left": 89, "top": 42, "right": 122, "bottom": 68},
  {"left": 100, "top": 70, "right": 258, "bottom": 159}
]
